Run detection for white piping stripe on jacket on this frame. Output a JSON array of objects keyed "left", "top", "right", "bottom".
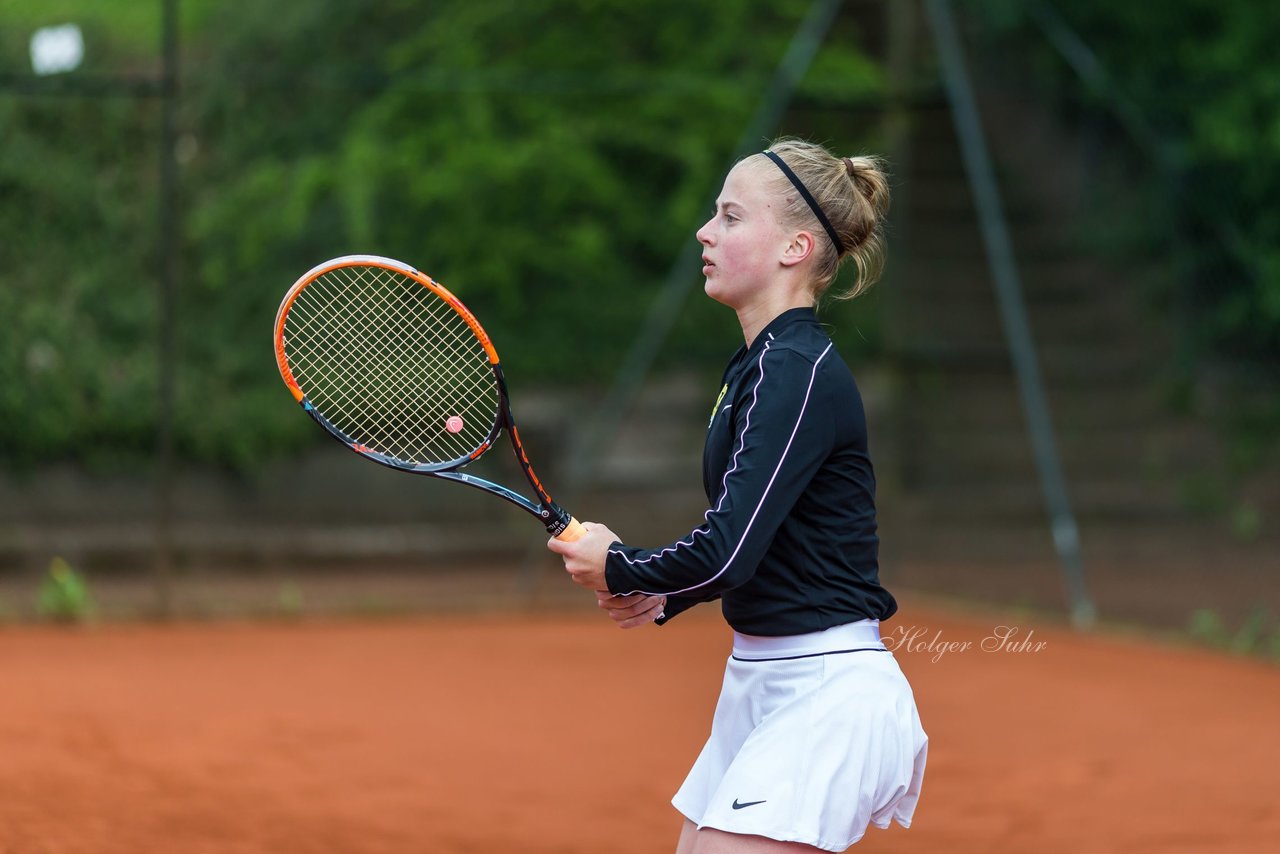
[
  {"left": 611, "top": 340, "right": 833, "bottom": 597},
  {"left": 607, "top": 339, "right": 775, "bottom": 570}
]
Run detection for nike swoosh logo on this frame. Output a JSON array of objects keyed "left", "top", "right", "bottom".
[{"left": 731, "top": 799, "right": 766, "bottom": 810}]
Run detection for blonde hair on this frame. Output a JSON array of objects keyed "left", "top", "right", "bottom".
[{"left": 751, "top": 138, "right": 890, "bottom": 301}]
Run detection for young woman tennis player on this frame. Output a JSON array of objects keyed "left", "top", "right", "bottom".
[{"left": 549, "top": 139, "right": 927, "bottom": 853}]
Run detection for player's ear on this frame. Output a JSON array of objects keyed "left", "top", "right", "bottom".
[{"left": 780, "top": 230, "right": 816, "bottom": 268}]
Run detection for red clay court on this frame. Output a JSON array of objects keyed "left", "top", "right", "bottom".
[{"left": 3, "top": 596, "right": 1277, "bottom": 853}]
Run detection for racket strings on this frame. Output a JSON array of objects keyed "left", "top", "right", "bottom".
[
  {"left": 292, "top": 293, "right": 485, "bottom": 450},
  {"left": 289, "top": 273, "right": 494, "bottom": 464},
  {"left": 283, "top": 264, "right": 499, "bottom": 465},
  {"left": 296, "top": 272, "right": 491, "bottom": 451},
  {"left": 289, "top": 292, "right": 467, "bottom": 463},
  {"left": 302, "top": 267, "right": 497, "bottom": 461}
]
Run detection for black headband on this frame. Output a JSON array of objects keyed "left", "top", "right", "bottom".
[{"left": 762, "top": 149, "right": 845, "bottom": 256}]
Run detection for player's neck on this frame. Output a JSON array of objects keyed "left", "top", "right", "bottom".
[{"left": 737, "top": 292, "right": 814, "bottom": 348}]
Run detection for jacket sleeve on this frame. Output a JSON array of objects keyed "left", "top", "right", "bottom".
[
  {"left": 653, "top": 590, "right": 719, "bottom": 625},
  {"left": 604, "top": 343, "right": 835, "bottom": 603}
]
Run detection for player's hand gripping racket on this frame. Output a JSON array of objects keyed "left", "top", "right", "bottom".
[{"left": 273, "top": 255, "right": 585, "bottom": 542}]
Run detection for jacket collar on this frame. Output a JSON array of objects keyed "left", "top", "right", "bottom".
[{"left": 745, "top": 306, "right": 818, "bottom": 355}]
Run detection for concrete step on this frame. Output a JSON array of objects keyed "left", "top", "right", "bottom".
[
  {"left": 901, "top": 219, "right": 1082, "bottom": 264},
  {"left": 891, "top": 478, "right": 1190, "bottom": 524},
  {"left": 895, "top": 374, "right": 1172, "bottom": 431},
  {"left": 898, "top": 256, "right": 1152, "bottom": 302},
  {"left": 903, "top": 176, "right": 1042, "bottom": 221},
  {"left": 889, "top": 294, "right": 1157, "bottom": 348},
  {"left": 893, "top": 341, "right": 1165, "bottom": 388},
  {"left": 900, "top": 427, "right": 1196, "bottom": 485}
]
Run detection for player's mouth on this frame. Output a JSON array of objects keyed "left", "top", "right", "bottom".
[{"left": 702, "top": 256, "right": 715, "bottom": 275}]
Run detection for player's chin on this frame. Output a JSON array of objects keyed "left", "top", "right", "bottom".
[{"left": 703, "top": 278, "right": 736, "bottom": 308}]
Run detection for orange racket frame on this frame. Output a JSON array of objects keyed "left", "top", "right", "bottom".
[{"left": 274, "top": 255, "right": 584, "bottom": 541}]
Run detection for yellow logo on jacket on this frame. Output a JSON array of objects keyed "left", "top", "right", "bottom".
[{"left": 708, "top": 383, "right": 728, "bottom": 428}]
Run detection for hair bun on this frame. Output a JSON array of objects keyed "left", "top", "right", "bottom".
[{"left": 843, "top": 154, "right": 890, "bottom": 218}]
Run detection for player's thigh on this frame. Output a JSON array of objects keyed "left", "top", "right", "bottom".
[
  {"left": 676, "top": 819, "right": 699, "bottom": 854},
  {"left": 686, "top": 826, "right": 824, "bottom": 854}
]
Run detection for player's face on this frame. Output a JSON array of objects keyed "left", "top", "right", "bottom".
[{"left": 696, "top": 161, "right": 789, "bottom": 310}]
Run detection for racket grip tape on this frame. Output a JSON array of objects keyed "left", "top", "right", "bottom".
[{"left": 556, "top": 517, "right": 587, "bottom": 542}]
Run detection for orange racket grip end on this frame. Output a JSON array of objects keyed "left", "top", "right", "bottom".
[{"left": 556, "top": 517, "right": 587, "bottom": 542}]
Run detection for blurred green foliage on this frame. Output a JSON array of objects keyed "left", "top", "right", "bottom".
[
  {"left": 276, "top": 581, "right": 305, "bottom": 617},
  {"left": 37, "top": 556, "right": 94, "bottom": 622},
  {"left": 976, "top": 0, "right": 1280, "bottom": 369},
  {"left": 1188, "top": 605, "right": 1279, "bottom": 660},
  {"left": 1, "top": 0, "right": 886, "bottom": 471}
]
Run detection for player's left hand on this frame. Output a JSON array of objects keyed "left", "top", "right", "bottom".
[
  {"left": 547, "top": 521, "right": 617, "bottom": 591},
  {"left": 596, "top": 590, "right": 666, "bottom": 629}
]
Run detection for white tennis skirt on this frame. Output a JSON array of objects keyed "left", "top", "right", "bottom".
[{"left": 672, "top": 620, "right": 927, "bottom": 851}]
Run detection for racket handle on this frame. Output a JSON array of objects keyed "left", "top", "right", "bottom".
[{"left": 556, "top": 517, "right": 587, "bottom": 542}]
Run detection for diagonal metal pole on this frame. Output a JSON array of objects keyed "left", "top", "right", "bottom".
[
  {"left": 1025, "top": 1, "right": 1251, "bottom": 405},
  {"left": 1027, "top": 1, "right": 1173, "bottom": 170},
  {"left": 154, "top": 0, "right": 180, "bottom": 617},
  {"left": 519, "top": 0, "right": 847, "bottom": 596},
  {"left": 567, "top": 0, "right": 846, "bottom": 489},
  {"left": 924, "top": 0, "right": 1096, "bottom": 628}
]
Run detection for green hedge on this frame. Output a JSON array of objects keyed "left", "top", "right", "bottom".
[
  {"left": 2, "top": 0, "right": 886, "bottom": 471},
  {"left": 975, "top": 0, "right": 1280, "bottom": 369}
]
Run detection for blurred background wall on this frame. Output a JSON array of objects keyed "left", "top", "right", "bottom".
[{"left": 2, "top": 0, "right": 1276, "bottom": 640}]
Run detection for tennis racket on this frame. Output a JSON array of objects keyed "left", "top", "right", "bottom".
[{"left": 273, "top": 254, "right": 585, "bottom": 542}]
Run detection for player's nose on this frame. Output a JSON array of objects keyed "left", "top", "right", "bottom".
[{"left": 696, "top": 218, "right": 714, "bottom": 245}]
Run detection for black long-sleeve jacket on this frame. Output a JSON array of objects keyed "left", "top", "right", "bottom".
[{"left": 604, "top": 307, "right": 897, "bottom": 636}]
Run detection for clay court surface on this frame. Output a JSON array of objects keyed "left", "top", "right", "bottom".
[{"left": 3, "top": 596, "right": 1278, "bottom": 853}]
